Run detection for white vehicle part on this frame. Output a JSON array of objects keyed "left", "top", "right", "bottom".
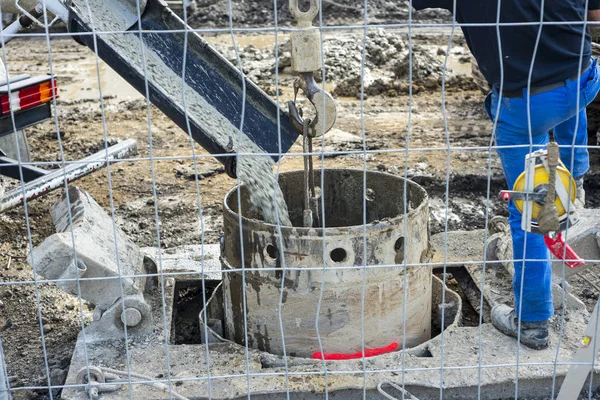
[{"left": 0, "top": 0, "right": 36, "bottom": 15}]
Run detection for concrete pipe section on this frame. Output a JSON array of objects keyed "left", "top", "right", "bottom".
[{"left": 222, "top": 169, "right": 432, "bottom": 358}]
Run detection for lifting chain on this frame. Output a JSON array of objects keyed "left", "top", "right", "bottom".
[{"left": 301, "top": 117, "right": 319, "bottom": 228}]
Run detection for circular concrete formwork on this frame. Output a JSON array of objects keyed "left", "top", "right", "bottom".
[{"left": 221, "top": 169, "right": 432, "bottom": 358}]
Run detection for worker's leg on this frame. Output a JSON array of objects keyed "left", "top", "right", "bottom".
[
  {"left": 484, "top": 60, "right": 600, "bottom": 348},
  {"left": 553, "top": 108, "right": 589, "bottom": 206},
  {"left": 484, "top": 89, "right": 559, "bottom": 349},
  {"left": 488, "top": 91, "right": 557, "bottom": 324},
  {"left": 495, "top": 129, "right": 554, "bottom": 324}
]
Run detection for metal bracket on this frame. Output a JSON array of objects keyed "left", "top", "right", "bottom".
[
  {"left": 0, "top": 1, "right": 67, "bottom": 47},
  {"left": 76, "top": 366, "right": 121, "bottom": 398},
  {"left": 294, "top": 73, "right": 337, "bottom": 137},
  {"left": 289, "top": 0, "right": 318, "bottom": 26},
  {"left": 289, "top": 0, "right": 320, "bottom": 70},
  {"left": 0, "top": 139, "right": 138, "bottom": 213},
  {"left": 377, "top": 380, "right": 420, "bottom": 400},
  {"left": 0, "top": 155, "right": 47, "bottom": 181},
  {"left": 500, "top": 190, "right": 546, "bottom": 203},
  {"left": 15, "top": 0, "right": 66, "bottom": 28},
  {"left": 87, "top": 295, "right": 153, "bottom": 339}
]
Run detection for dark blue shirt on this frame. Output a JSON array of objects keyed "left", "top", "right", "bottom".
[{"left": 412, "top": 1, "right": 600, "bottom": 91}]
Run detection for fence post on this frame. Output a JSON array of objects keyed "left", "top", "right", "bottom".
[{"left": 0, "top": 337, "right": 10, "bottom": 400}]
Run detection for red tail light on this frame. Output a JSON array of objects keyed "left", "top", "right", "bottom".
[{"left": 0, "top": 77, "right": 58, "bottom": 116}]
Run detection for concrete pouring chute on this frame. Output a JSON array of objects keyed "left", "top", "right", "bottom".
[
  {"left": 65, "top": 0, "right": 300, "bottom": 177},
  {"left": 221, "top": 169, "right": 433, "bottom": 358}
]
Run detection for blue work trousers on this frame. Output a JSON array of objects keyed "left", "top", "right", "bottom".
[{"left": 484, "top": 59, "right": 600, "bottom": 322}]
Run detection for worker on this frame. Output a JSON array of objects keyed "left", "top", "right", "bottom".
[{"left": 411, "top": 0, "right": 600, "bottom": 349}]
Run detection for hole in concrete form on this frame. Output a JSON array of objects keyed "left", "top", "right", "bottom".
[
  {"left": 330, "top": 248, "right": 347, "bottom": 263},
  {"left": 171, "top": 280, "right": 220, "bottom": 345},
  {"left": 440, "top": 266, "right": 491, "bottom": 326},
  {"left": 394, "top": 236, "right": 405, "bottom": 263},
  {"left": 394, "top": 237, "right": 404, "bottom": 252},
  {"left": 265, "top": 244, "right": 278, "bottom": 260},
  {"left": 411, "top": 347, "right": 433, "bottom": 358},
  {"left": 222, "top": 169, "right": 435, "bottom": 358}
]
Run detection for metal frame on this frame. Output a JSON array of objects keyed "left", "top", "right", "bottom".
[
  {"left": 0, "top": 138, "right": 138, "bottom": 213},
  {"left": 0, "top": 103, "right": 52, "bottom": 137},
  {"left": 0, "top": 155, "right": 46, "bottom": 181}
]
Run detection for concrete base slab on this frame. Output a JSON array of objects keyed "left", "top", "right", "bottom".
[
  {"left": 141, "top": 243, "right": 223, "bottom": 281},
  {"left": 60, "top": 243, "right": 598, "bottom": 400},
  {"left": 430, "top": 209, "right": 600, "bottom": 281},
  {"left": 432, "top": 229, "right": 588, "bottom": 313},
  {"left": 60, "top": 306, "right": 596, "bottom": 399}
]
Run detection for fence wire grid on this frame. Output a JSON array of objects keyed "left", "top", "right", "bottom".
[{"left": 0, "top": 0, "right": 599, "bottom": 399}]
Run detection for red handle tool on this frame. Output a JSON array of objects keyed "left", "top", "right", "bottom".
[{"left": 544, "top": 232, "right": 585, "bottom": 269}]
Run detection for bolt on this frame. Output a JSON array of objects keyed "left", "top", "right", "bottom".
[{"left": 121, "top": 308, "right": 142, "bottom": 327}]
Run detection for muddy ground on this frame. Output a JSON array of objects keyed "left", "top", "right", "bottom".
[{"left": 1, "top": 6, "right": 600, "bottom": 400}]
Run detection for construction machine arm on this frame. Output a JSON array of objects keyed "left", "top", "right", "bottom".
[{"left": 0, "top": 0, "right": 37, "bottom": 14}]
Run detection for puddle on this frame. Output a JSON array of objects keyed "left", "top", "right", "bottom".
[
  {"left": 446, "top": 57, "right": 471, "bottom": 76},
  {"left": 60, "top": 59, "right": 142, "bottom": 101}
]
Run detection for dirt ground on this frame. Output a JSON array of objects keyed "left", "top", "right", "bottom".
[{"left": 1, "top": 5, "right": 600, "bottom": 399}]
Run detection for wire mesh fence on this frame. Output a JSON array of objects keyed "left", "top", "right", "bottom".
[{"left": 0, "top": 0, "right": 599, "bottom": 399}]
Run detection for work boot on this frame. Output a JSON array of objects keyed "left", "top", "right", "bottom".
[
  {"left": 490, "top": 304, "right": 549, "bottom": 350},
  {"left": 574, "top": 176, "right": 585, "bottom": 209}
]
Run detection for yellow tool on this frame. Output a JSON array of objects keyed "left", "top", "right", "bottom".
[
  {"left": 501, "top": 147, "right": 578, "bottom": 234},
  {"left": 512, "top": 162, "right": 576, "bottom": 221}
]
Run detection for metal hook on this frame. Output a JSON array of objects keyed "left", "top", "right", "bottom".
[
  {"left": 289, "top": 0, "right": 318, "bottom": 25},
  {"left": 296, "top": 73, "right": 337, "bottom": 137}
]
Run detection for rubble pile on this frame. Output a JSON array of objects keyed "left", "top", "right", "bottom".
[
  {"left": 213, "top": 28, "right": 477, "bottom": 98},
  {"left": 210, "top": 43, "right": 288, "bottom": 95},
  {"left": 328, "top": 29, "right": 475, "bottom": 97},
  {"left": 185, "top": 0, "right": 450, "bottom": 28}
]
